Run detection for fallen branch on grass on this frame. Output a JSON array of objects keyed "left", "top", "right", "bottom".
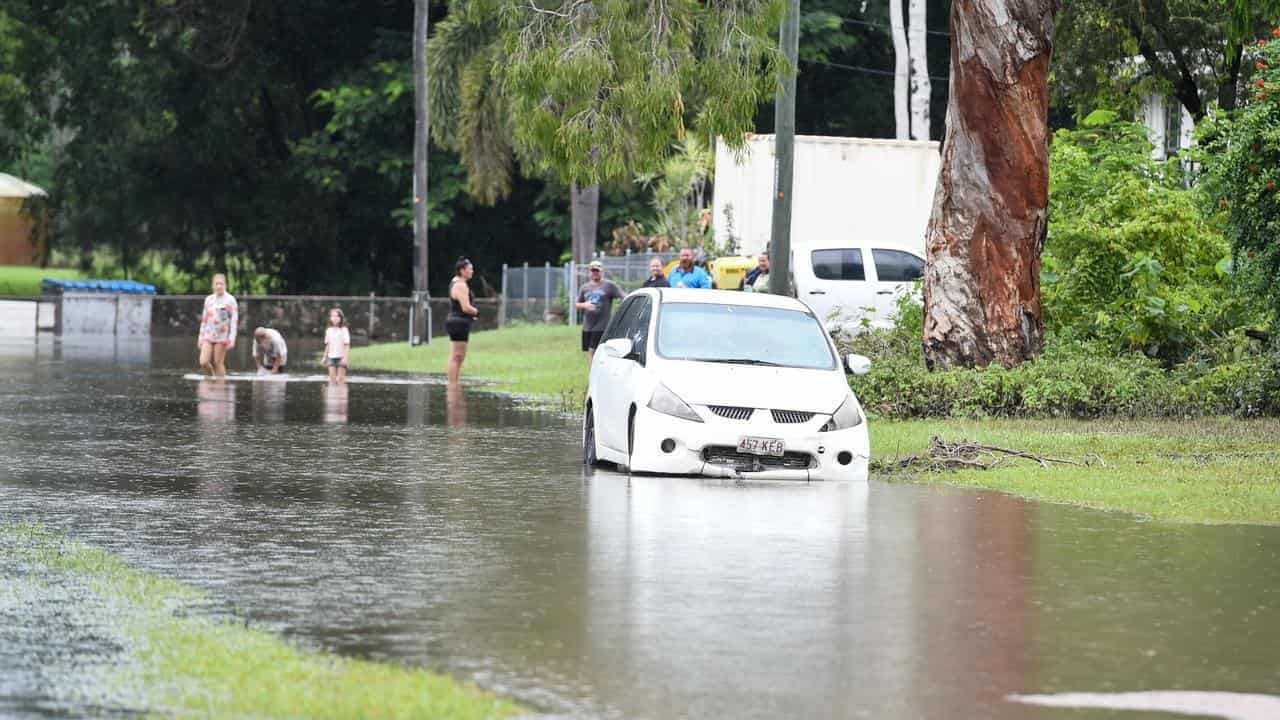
[{"left": 875, "top": 435, "right": 1102, "bottom": 473}]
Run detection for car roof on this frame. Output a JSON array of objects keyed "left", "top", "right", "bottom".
[
  {"left": 636, "top": 287, "right": 814, "bottom": 313},
  {"left": 801, "top": 241, "right": 925, "bottom": 257}
]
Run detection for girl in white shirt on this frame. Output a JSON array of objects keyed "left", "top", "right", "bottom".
[
  {"left": 324, "top": 307, "right": 351, "bottom": 384},
  {"left": 197, "top": 273, "right": 237, "bottom": 377}
]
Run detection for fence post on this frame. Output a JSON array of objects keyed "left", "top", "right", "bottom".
[
  {"left": 499, "top": 263, "right": 508, "bottom": 328},
  {"left": 521, "top": 261, "right": 528, "bottom": 322},
  {"left": 568, "top": 261, "right": 577, "bottom": 326},
  {"left": 368, "top": 292, "right": 375, "bottom": 340},
  {"left": 624, "top": 249, "right": 631, "bottom": 282},
  {"left": 543, "top": 261, "right": 551, "bottom": 322}
]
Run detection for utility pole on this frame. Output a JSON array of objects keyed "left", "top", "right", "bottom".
[
  {"left": 769, "top": 0, "right": 799, "bottom": 296},
  {"left": 412, "top": 0, "right": 430, "bottom": 342}
]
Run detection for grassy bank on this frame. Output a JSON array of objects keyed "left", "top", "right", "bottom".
[
  {"left": 873, "top": 418, "right": 1280, "bottom": 525},
  {"left": 0, "top": 264, "right": 83, "bottom": 296},
  {"left": 352, "top": 324, "right": 588, "bottom": 407},
  {"left": 3, "top": 523, "right": 524, "bottom": 719},
  {"left": 355, "top": 326, "right": 1280, "bottom": 524}
]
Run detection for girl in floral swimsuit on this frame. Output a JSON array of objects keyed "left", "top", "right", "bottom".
[{"left": 197, "top": 273, "right": 238, "bottom": 377}]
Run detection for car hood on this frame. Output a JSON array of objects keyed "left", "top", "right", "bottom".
[{"left": 659, "top": 360, "right": 850, "bottom": 414}]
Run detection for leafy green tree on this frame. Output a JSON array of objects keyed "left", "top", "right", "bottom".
[
  {"left": 1053, "top": 0, "right": 1280, "bottom": 120},
  {"left": 1198, "top": 24, "right": 1280, "bottom": 320},
  {"left": 1046, "top": 113, "right": 1255, "bottom": 361}
]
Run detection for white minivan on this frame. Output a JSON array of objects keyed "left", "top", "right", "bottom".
[
  {"left": 583, "top": 288, "right": 872, "bottom": 482},
  {"left": 791, "top": 242, "right": 925, "bottom": 331}
]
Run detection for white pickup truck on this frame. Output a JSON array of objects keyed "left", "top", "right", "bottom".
[{"left": 712, "top": 134, "right": 939, "bottom": 329}]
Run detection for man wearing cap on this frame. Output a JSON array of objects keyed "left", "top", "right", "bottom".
[
  {"left": 575, "top": 260, "right": 625, "bottom": 358},
  {"left": 251, "top": 326, "right": 288, "bottom": 374}
]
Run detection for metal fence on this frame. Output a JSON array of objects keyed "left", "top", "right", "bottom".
[{"left": 500, "top": 252, "right": 678, "bottom": 327}]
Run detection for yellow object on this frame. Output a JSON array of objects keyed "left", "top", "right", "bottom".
[{"left": 707, "top": 256, "right": 758, "bottom": 290}]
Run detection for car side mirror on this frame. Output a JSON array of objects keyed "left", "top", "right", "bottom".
[
  {"left": 844, "top": 353, "right": 871, "bottom": 376},
  {"left": 600, "top": 338, "right": 633, "bottom": 359}
]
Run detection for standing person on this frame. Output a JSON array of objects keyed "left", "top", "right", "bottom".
[
  {"left": 324, "top": 308, "right": 351, "bottom": 384},
  {"left": 666, "top": 248, "right": 712, "bottom": 289},
  {"left": 251, "top": 327, "right": 288, "bottom": 374},
  {"left": 642, "top": 257, "right": 668, "bottom": 288},
  {"left": 446, "top": 257, "right": 480, "bottom": 384},
  {"left": 739, "top": 252, "right": 770, "bottom": 290},
  {"left": 575, "top": 260, "right": 625, "bottom": 358},
  {"left": 197, "top": 273, "right": 238, "bottom": 377}
]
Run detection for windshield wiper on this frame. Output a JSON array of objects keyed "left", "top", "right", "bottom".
[{"left": 701, "top": 357, "right": 785, "bottom": 367}]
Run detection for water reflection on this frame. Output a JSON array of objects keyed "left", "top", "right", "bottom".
[
  {"left": 321, "top": 383, "right": 348, "bottom": 424},
  {"left": 252, "top": 379, "right": 287, "bottom": 423},
  {"left": 3, "top": 346, "right": 1280, "bottom": 720},
  {"left": 195, "top": 379, "right": 236, "bottom": 423},
  {"left": 445, "top": 383, "right": 467, "bottom": 428}
]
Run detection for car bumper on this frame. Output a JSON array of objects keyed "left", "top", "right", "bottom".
[{"left": 628, "top": 405, "right": 869, "bottom": 481}]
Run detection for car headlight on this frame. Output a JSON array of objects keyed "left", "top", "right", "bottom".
[
  {"left": 820, "top": 393, "right": 863, "bottom": 431},
  {"left": 647, "top": 383, "right": 703, "bottom": 423}
]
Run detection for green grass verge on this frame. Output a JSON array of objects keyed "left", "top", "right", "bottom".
[
  {"left": 352, "top": 324, "right": 589, "bottom": 409},
  {"left": 4, "top": 523, "right": 525, "bottom": 719},
  {"left": 0, "top": 264, "right": 84, "bottom": 296},
  {"left": 353, "top": 326, "right": 1280, "bottom": 525},
  {"left": 873, "top": 418, "right": 1280, "bottom": 525}
]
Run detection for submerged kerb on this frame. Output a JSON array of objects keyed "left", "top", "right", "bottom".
[{"left": 1, "top": 523, "right": 525, "bottom": 720}]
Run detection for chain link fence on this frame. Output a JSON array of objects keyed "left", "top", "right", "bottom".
[{"left": 500, "top": 252, "right": 678, "bottom": 327}]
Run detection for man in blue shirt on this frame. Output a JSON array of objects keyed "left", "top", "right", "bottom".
[{"left": 667, "top": 247, "right": 712, "bottom": 289}]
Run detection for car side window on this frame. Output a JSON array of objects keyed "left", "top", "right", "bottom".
[
  {"left": 603, "top": 297, "right": 637, "bottom": 342},
  {"left": 872, "top": 249, "right": 924, "bottom": 282},
  {"left": 629, "top": 297, "right": 652, "bottom": 364},
  {"left": 811, "top": 249, "right": 865, "bottom": 281}
]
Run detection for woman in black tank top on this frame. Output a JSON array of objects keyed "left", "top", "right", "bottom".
[{"left": 446, "top": 257, "right": 480, "bottom": 383}]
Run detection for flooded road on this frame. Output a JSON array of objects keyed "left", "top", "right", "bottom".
[{"left": 2, "top": 338, "right": 1279, "bottom": 719}]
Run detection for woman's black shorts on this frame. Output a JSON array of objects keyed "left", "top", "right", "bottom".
[{"left": 445, "top": 318, "right": 472, "bottom": 342}]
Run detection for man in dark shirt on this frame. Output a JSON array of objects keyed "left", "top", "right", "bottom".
[
  {"left": 575, "top": 260, "right": 626, "bottom": 358},
  {"left": 642, "top": 257, "right": 668, "bottom": 288},
  {"left": 739, "top": 252, "right": 770, "bottom": 291}
]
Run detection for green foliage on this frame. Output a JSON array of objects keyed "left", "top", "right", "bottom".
[
  {"left": 1197, "top": 30, "right": 1280, "bottom": 318},
  {"left": 1051, "top": 0, "right": 1277, "bottom": 119},
  {"left": 633, "top": 136, "right": 715, "bottom": 252},
  {"left": 502, "top": 0, "right": 785, "bottom": 186},
  {"left": 846, "top": 326, "right": 1280, "bottom": 420},
  {"left": 1045, "top": 117, "right": 1258, "bottom": 362}
]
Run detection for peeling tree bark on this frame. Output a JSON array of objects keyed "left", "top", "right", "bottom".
[{"left": 922, "top": 0, "right": 1060, "bottom": 369}]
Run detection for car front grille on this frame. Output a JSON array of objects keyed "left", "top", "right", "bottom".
[
  {"left": 771, "top": 409, "right": 815, "bottom": 424},
  {"left": 709, "top": 405, "right": 754, "bottom": 420},
  {"left": 702, "top": 446, "right": 815, "bottom": 470}
]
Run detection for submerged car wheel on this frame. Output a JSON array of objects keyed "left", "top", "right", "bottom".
[{"left": 583, "top": 405, "right": 599, "bottom": 467}]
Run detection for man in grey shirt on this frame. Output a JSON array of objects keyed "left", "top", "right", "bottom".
[
  {"left": 252, "top": 327, "right": 288, "bottom": 374},
  {"left": 575, "top": 260, "right": 625, "bottom": 358}
]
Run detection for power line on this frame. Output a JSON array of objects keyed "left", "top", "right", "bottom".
[
  {"left": 840, "top": 16, "right": 951, "bottom": 39},
  {"left": 802, "top": 57, "right": 948, "bottom": 83}
]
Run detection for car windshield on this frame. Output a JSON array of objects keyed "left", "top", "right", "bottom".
[{"left": 655, "top": 302, "right": 836, "bottom": 370}]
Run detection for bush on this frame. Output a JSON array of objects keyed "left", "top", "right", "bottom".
[
  {"left": 841, "top": 309, "right": 1280, "bottom": 419},
  {"left": 1045, "top": 114, "right": 1262, "bottom": 364}
]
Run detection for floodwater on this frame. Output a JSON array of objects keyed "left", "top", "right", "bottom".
[{"left": 2, "top": 338, "right": 1279, "bottom": 719}]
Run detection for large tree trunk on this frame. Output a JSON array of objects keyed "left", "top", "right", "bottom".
[
  {"left": 922, "top": 0, "right": 1060, "bottom": 369},
  {"left": 908, "top": 0, "right": 931, "bottom": 140},
  {"left": 890, "top": 0, "right": 910, "bottom": 140},
  {"left": 570, "top": 183, "right": 599, "bottom": 264}
]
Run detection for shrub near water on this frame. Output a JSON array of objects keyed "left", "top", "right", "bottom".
[{"left": 843, "top": 297, "right": 1280, "bottom": 420}]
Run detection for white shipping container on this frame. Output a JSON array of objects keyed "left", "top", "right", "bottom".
[{"left": 713, "top": 135, "right": 941, "bottom": 257}]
